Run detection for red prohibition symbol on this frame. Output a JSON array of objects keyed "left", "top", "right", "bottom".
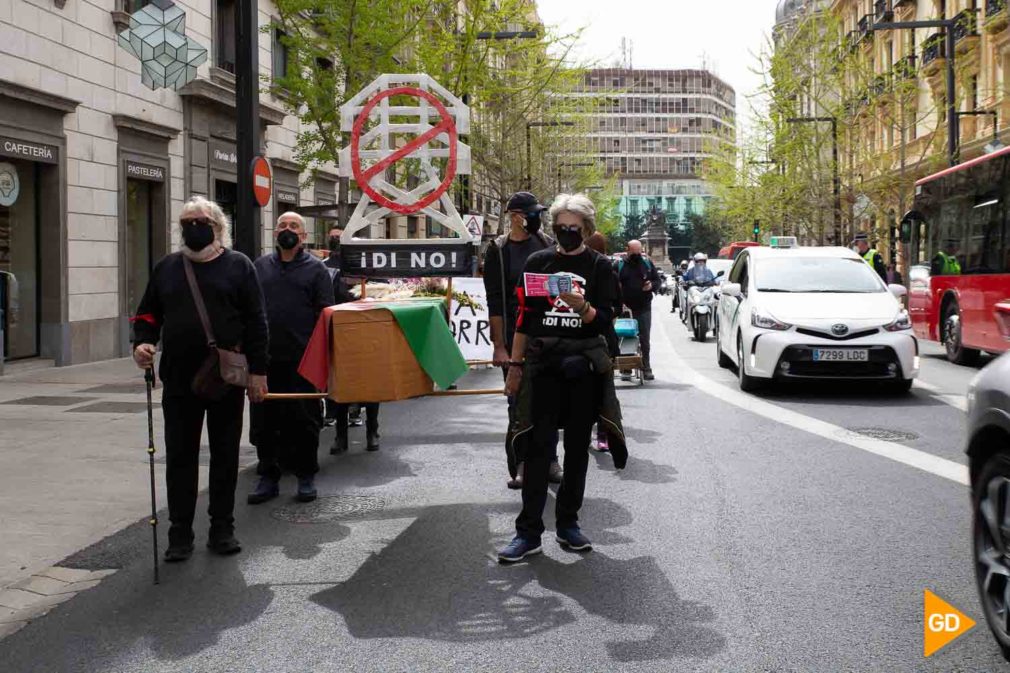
[{"left": 350, "top": 86, "right": 459, "bottom": 215}]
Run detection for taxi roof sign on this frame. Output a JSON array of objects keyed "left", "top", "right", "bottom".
[{"left": 769, "top": 236, "right": 798, "bottom": 248}]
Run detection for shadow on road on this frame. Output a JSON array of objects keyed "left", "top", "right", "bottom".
[
  {"left": 310, "top": 497, "right": 724, "bottom": 662},
  {"left": 752, "top": 381, "right": 947, "bottom": 407},
  {"left": 592, "top": 451, "right": 679, "bottom": 485}
]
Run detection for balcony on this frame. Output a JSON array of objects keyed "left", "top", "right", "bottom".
[
  {"left": 892, "top": 0, "right": 915, "bottom": 9},
  {"left": 893, "top": 54, "right": 916, "bottom": 82},
  {"left": 953, "top": 9, "right": 980, "bottom": 54},
  {"left": 874, "top": 0, "right": 893, "bottom": 22},
  {"left": 857, "top": 15, "right": 874, "bottom": 46},
  {"left": 984, "top": 0, "right": 1008, "bottom": 34},
  {"left": 921, "top": 33, "right": 945, "bottom": 76}
]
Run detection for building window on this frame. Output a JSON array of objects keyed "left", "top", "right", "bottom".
[
  {"left": 216, "top": 0, "right": 236, "bottom": 73},
  {"left": 273, "top": 28, "right": 291, "bottom": 82},
  {"left": 123, "top": 0, "right": 151, "bottom": 12}
]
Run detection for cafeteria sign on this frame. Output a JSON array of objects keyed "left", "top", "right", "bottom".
[{"left": 337, "top": 74, "right": 474, "bottom": 278}]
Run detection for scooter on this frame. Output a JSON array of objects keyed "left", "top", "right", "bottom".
[{"left": 684, "top": 271, "right": 725, "bottom": 342}]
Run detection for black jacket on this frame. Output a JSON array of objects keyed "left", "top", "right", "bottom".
[
  {"left": 254, "top": 250, "right": 334, "bottom": 364},
  {"left": 324, "top": 250, "right": 356, "bottom": 304},
  {"left": 618, "top": 256, "right": 660, "bottom": 311},
  {"left": 482, "top": 231, "right": 553, "bottom": 347},
  {"left": 133, "top": 250, "right": 269, "bottom": 393}
]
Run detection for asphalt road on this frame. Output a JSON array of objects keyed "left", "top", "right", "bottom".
[{"left": 1, "top": 297, "right": 1005, "bottom": 672}]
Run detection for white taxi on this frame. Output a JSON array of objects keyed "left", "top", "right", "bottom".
[{"left": 715, "top": 240, "right": 918, "bottom": 392}]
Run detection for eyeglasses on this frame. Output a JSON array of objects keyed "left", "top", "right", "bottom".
[{"left": 180, "top": 217, "right": 211, "bottom": 227}]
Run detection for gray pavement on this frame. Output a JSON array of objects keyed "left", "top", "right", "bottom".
[{"left": 0, "top": 297, "right": 1006, "bottom": 671}]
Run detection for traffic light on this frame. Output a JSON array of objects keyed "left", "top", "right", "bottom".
[{"left": 752, "top": 221, "right": 760, "bottom": 242}]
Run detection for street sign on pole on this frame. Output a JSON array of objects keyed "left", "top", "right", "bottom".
[
  {"left": 464, "top": 214, "right": 484, "bottom": 239},
  {"left": 251, "top": 156, "right": 272, "bottom": 208}
]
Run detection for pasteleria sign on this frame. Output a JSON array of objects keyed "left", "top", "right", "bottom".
[{"left": 337, "top": 74, "right": 474, "bottom": 278}]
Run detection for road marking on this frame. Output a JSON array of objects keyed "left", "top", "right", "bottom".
[
  {"left": 914, "top": 379, "right": 968, "bottom": 411},
  {"left": 654, "top": 317, "right": 969, "bottom": 486}
]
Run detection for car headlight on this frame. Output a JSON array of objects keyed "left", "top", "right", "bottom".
[
  {"left": 884, "top": 310, "right": 912, "bottom": 332},
  {"left": 751, "top": 308, "right": 790, "bottom": 331}
]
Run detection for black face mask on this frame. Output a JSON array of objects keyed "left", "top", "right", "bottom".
[
  {"left": 277, "top": 229, "right": 300, "bottom": 250},
  {"left": 555, "top": 228, "right": 583, "bottom": 252},
  {"left": 523, "top": 211, "right": 542, "bottom": 235},
  {"left": 328, "top": 236, "right": 341, "bottom": 252},
  {"left": 182, "top": 222, "right": 215, "bottom": 251}
]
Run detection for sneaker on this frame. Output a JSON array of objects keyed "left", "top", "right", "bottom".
[
  {"left": 330, "top": 434, "right": 348, "bottom": 455},
  {"left": 507, "top": 462, "right": 525, "bottom": 490},
  {"left": 322, "top": 417, "right": 336, "bottom": 427},
  {"left": 643, "top": 369, "right": 655, "bottom": 381},
  {"left": 620, "top": 371, "right": 632, "bottom": 382},
  {"left": 246, "top": 476, "right": 279, "bottom": 505},
  {"left": 366, "top": 431, "right": 380, "bottom": 452},
  {"left": 497, "top": 536, "right": 542, "bottom": 563},
  {"left": 548, "top": 461, "right": 563, "bottom": 484},
  {"left": 207, "top": 527, "right": 242, "bottom": 556},
  {"left": 296, "top": 476, "right": 317, "bottom": 503},
  {"left": 556, "top": 527, "right": 593, "bottom": 552},
  {"left": 349, "top": 412, "right": 364, "bottom": 427},
  {"left": 164, "top": 543, "right": 194, "bottom": 563}
]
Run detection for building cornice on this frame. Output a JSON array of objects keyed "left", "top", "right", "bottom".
[
  {"left": 112, "top": 114, "right": 181, "bottom": 140},
  {"left": 269, "top": 157, "right": 303, "bottom": 173},
  {"left": 0, "top": 78, "right": 80, "bottom": 114},
  {"left": 177, "top": 78, "right": 288, "bottom": 126}
]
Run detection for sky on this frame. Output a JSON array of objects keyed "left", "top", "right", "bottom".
[{"left": 536, "top": 0, "right": 783, "bottom": 136}]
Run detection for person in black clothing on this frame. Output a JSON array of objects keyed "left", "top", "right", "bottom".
[
  {"left": 133, "top": 196, "right": 269, "bottom": 562},
  {"left": 617, "top": 239, "right": 660, "bottom": 380},
  {"left": 247, "top": 212, "right": 334, "bottom": 505},
  {"left": 498, "top": 192, "right": 620, "bottom": 563},
  {"left": 322, "top": 224, "right": 381, "bottom": 454},
  {"left": 483, "top": 191, "right": 562, "bottom": 489}
]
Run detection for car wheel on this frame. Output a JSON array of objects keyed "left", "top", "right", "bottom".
[
  {"left": 737, "top": 334, "right": 760, "bottom": 392},
  {"left": 943, "top": 300, "right": 981, "bottom": 366},
  {"left": 695, "top": 314, "right": 708, "bottom": 342},
  {"left": 973, "top": 452, "right": 1010, "bottom": 661}
]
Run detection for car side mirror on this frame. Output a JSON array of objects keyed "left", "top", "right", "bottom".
[
  {"left": 721, "top": 282, "right": 742, "bottom": 297},
  {"left": 888, "top": 283, "right": 907, "bottom": 299},
  {"left": 716, "top": 270, "right": 725, "bottom": 277}
]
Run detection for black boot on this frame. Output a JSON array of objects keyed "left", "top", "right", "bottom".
[
  {"left": 207, "top": 522, "right": 242, "bottom": 556},
  {"left": 164, "top": 525, "right": 194, "bottom": 563},
  {"left": 330, "top": 433, "right": 348, "bottom": 455},
  {"left": 366, "top": 430, "right": 380, "bottom": 452},
  {"left": 246, "top": 476, "right": 279, "bottom": 505}
]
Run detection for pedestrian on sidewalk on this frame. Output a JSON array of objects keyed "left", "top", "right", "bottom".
[
  {"left": 616, "top": 239, "right": 659, "bottom": 381},
  {"left": 247, "top": 212, "right": 334, "bottom": 506},
  {"left": 483, "top": 191, "right": 562, "bottom": 490},
  {"left": 330, "top": 401, "right": 380, "bottom": 453},
  {"left": 132, "top": 196, "right": 269, "bottom": 562},
  {"left": 498, "top": 193, "right": 628, "bottom": 564}
]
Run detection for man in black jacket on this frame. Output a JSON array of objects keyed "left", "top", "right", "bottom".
[
  {"left": 483, "top": 192, "right": 561, "bottom": 489},
  {"left": 617, "top": 239, "right": 660, "bottom": 380},
  {"left": 248, "top": 212, "right": 334, "bottom": 504}
]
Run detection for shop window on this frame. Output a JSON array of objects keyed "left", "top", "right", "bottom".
[
  {"left": 216, "top": 0, "right": 236, "bottom": 73},
  {"left": 0, "top": 160, "right": 39, "bottom": 360},
  {"left": 125, "top": 179, "right": 154, "bottom": 316}
]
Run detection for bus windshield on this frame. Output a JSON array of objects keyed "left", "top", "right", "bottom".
[{"left": 912, "top": 152, "right": 1010, "bottom": 275}]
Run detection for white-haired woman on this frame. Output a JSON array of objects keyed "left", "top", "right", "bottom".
[
  {"left": 132, "top": 196, "right": 269, "bottom": 562},
  {"left": 499, "top": 193, "right": 628, "bottom": 563}
]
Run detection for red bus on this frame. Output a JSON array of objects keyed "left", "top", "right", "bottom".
[
  {"left": 718, "top": 241, "right": 761, "bottom": 260},
  {"left": 906, "top": 144, "right": 1010, "bottom": 364}
]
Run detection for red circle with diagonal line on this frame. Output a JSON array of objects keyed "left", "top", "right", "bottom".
[{"left": 351, "top": 86, "right": 458, "bottom": 215}]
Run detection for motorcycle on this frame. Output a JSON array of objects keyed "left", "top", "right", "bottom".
[
  {"left": 658, "top": 271, "right": 670, "bottom": 296},
  {"left": 684, "top": 271, "right": 725, "bottom": 342}
]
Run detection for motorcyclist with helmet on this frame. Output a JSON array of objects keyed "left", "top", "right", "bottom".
[{"left": 681, "top": 253, "right": 717, "bottom": 325}]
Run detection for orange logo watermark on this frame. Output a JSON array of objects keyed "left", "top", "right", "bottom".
[{"left": 924, "top": 589, "right": 976, "bottom": 657}]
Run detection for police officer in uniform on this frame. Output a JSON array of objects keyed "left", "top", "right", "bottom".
[
  {"left": 931, "top": 239, "right": 962, "bottom": 276},
  {"left": 853, "top": 232, "right": 886, "bottom": 281}
]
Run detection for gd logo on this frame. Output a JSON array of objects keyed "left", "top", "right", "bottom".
[{"left": 923, "top": 589, "right": 976, "bottom": 657}]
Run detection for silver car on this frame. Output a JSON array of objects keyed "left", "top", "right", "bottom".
[{"left": 968, "top": 350, "right": 1010, "bottom": 659}]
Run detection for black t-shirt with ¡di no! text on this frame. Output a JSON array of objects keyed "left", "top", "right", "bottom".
[{"left": 514, "top": 248, "right": 617, "bottom": 340}]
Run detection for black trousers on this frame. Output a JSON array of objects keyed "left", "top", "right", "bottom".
[
  {"left": 250, "top": 361, "right": 321, "bottom": 480},
  {"left": 503, "top": 367, "right": 558, "bottom": 469},
  {"left": 631, "top": 307, "right": 652, "bottom": 369},
  {"left": 334, "top": 402, "right": 379, "bottom": 436},
  {"left": 516, "top": 366, "right": 600, "bottom": 540},
  {"left": 162, "top": 386, "right": 245, "bottom": 543}
]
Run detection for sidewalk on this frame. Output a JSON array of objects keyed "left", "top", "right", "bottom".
[{"left": 0, "top": 358, "right": 257, "bottom": 590}]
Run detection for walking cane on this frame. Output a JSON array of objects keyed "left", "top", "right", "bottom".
[{"left": 144, "top": 367, "right": 160, "bottom": 585}]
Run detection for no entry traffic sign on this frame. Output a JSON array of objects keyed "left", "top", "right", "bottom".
[{"left": 251, "top": 156, "right": 272, "bottom": 208}]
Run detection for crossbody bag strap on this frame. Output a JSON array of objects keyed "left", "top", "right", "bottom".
[{"left": 182, "top": 256, "right": 217, "bottom": 348}]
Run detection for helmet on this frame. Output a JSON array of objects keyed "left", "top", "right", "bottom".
[
  {"left": 679, "top": 259, "right": 689, "bottom": 268},
  {"left": 693, "top": 252, "right": 708, "bottom": 262}
]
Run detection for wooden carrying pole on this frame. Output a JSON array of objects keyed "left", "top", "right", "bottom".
[{"left": 264, "top": 389, "right": 502, "bottom": 400}]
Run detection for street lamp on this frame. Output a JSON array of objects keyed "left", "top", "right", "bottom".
[
  {"left": 526, "top": 121, "right": 574, "bottom": 190},
  {"left": 870, "top": 12, "right": 973, "bottom": 166},
  {"left": 556, "top": 161, "right": 593, "bottom": 193},
  {"left": 786, "top": 116, "right": 840, "bottom": 245}
]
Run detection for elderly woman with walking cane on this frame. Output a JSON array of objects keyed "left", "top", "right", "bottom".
[
  {"left": 498, "top": 193, "right": 628, "bottom": 564},
  {"left": 132, "top": 196, "right": 269, "bottom": 563}
]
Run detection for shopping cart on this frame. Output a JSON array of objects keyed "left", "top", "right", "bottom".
[{"left": 613, "top": 316, "right": 645, "bottom": 386}]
